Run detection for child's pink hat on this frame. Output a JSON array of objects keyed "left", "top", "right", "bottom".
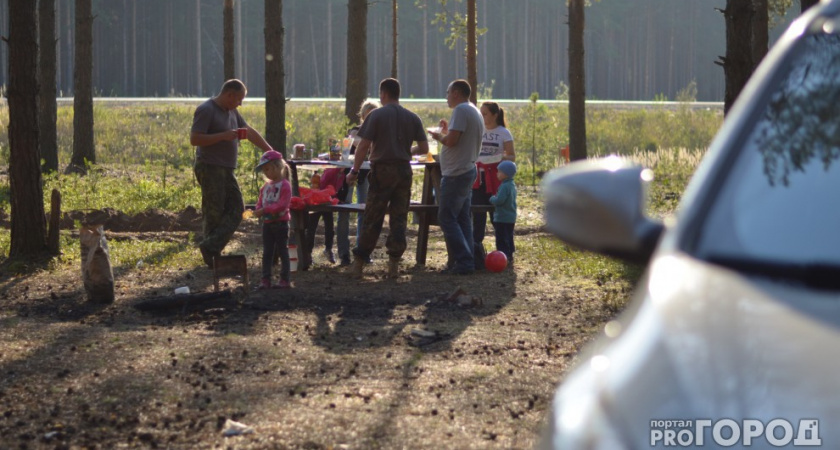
[{"left": 255, "top": 149, "right": 283, "bottom": 170}]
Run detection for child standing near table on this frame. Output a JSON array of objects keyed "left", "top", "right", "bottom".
[
  {"left": 489, "top": 161, "right": 517, "bottom": 265},
  {"left": 305, "top": 167, "right": 344, "bottom": 263},
  {"left": 254, "top": 150, "right": 293, "bottom": 289}
]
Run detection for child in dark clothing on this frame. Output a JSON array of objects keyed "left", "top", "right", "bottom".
[
  {"left": 489, "top": 160, "right": 517, "bottom": 264},
  {"left": 305, "top": 167, "right": 345, "bottom": 264}
]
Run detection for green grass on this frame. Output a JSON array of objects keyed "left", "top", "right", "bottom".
[
  {"left": 0, "top": 102, "right": 711, "bottom": 285},
  {"left": 43, "top": 164, "right": 202, "bottom": 214},
  {"left": 531, "top": 236, "right": 642, "bottom": 283},
  {"left": 0, "top": 100, "right": 721, "bottom": 188},
  {"left": 630, "top": 148, "right": 706, "bottom": 218},
  {"left": 106, "top": 238, "right": 197, "bottom": 273},
  {"left": 0, "top": 228, "right": 200, "bottom": 276}
]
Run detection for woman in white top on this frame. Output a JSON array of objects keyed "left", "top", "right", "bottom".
[{"left": 473, "top": 101, "right": 516, "bottom": 246}]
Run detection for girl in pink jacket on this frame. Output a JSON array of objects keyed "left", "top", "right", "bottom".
[{"left": 254, "top": 150, "right": 293, "bottom": 289}]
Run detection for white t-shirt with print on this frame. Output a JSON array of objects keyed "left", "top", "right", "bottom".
[{"left": 478, "top": 126, "right": 514, "bottom": 164}]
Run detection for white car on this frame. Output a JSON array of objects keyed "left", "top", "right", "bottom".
[{"left": 540, "top": 1, "right": 840, "bottom": 448}]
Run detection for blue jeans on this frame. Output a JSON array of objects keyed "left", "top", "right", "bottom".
[
  {"left": 438, "top": 167, "right": 476, "bottom": 271},
  {"left": 337, "top": 171, "right": 369, "bottom": 261}
]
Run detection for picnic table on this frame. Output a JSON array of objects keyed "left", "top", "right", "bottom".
[{"left": 286, "top": 158, "right": 492, "bottom": 271}]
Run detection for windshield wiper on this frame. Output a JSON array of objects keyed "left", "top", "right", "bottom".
[{"left": 705, "top": 255, "right": 840, "bottom": 291}]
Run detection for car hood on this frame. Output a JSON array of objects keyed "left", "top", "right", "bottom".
[{"left": 546, "top": 253, "right": 840, "bottom": 448}]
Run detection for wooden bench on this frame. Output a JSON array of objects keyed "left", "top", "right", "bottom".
[
  {"left": 286, "top": 160, "right": 494, "bottom": 271},
  {"left": 291, "top": 202, "right": 494, "bottom": 271}
]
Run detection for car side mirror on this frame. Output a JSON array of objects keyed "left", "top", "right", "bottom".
[{"left": 542, "top": 157, "right": 665, "bottom": 264}]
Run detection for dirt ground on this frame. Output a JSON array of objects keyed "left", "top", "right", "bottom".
[{"left": 0, "top": 212, "right": 620, "bottom": 449}]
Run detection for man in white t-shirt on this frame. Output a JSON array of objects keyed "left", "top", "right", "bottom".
[{"left": 429, "top": 79, "right": 485, "bottom": 275}]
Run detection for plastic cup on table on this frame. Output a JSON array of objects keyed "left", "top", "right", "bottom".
[
  {"left": 293, "top": 144, "right": 306, "bottom": 159},
  {"left": 427, "top": 140, "right": 438, "bottom": 161}
]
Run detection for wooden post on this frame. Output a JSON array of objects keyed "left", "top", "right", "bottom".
[
  {"left": 415, "top": 163, "right": 440, "bottom": 266},
  {"left": 47, "top": 189, "right": 61, "bottom": 255}
]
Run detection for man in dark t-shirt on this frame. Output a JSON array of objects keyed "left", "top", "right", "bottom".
[
  {"left": 190, "top": 79, "right": 274, "bottom": 268},
  {"left": 346, "top": 78, "right": 430, "bottom": 279}
]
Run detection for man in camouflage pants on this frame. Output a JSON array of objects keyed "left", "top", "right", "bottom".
[
  {"left": 190, "top": 79, "right": 274, "bottom": 268},
  {"left": 346, "top": 78, "right": 430, "bottom": 278}
]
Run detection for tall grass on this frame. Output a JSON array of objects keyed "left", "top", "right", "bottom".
[
  {"left": 0, "top": 101, "right": 718, "bottom": 212},
  {"left": 43, "top": 164, "right": 202, "bottom": 215},
  {"left": 629, "top": 148, "right": 706, "bottom": 217},
  {"left": 0, "top": 102, "right": 712, "bottom": 283}
]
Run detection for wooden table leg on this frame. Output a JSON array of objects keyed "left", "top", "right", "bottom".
[
  {"left": 299, "top": 209, "right": 313, "bottom": 271},
  {"left": 289, "top": 161, "right": 301, "bottom": 197},
  {"left": 291, "top": 209, "right": 312, "bottom": 271},
  {"left": 288, "top": 161, "right": 301, "bottom": 248},
  {"left": 415, "top": 164, "right": 436, "bottom": 266}
]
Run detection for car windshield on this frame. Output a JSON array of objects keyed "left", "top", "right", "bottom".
[{"left": 696, "top": 32, "right": 840, "bottom": 271}]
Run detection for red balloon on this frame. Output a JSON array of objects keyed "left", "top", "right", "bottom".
[{"left": 485, "top": 251, "right": 508, "bottom": 273}]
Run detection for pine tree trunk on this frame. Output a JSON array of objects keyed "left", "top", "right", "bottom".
[
  {"left": 501, "top": 0, "right": 507, "bottom": 96},
  {"left": 422, "top": 0, "right": 428, "bottom": 98},
  {"left": 165, "top": 3, "right": 172, "bottom": 95},
  {"left": 131, "top": 0, "right": 137, "bottom": 96},
  {"left": 467, "top": 0, "right": 477, "bottom": 104},
  {"left": 66, "top": 0, "right": 74, "bottom": 96},
  {"left": 56, "top": 0, "right": 62, "bottom": 92},
  {"left": 224, "top": 0, "right": 235, "bottom": 80},
  {"left": 568, "top": 0, "right": 587, "bottom": 162},
  {"left": 196, "top": 0, "right": 203, "bottom": 96},
  {"left": 327, "top": 1, "right": 333, "bottom": 94},
  {"left": 391, "top": 0, "right": 398, "bottom": 79},
  {"left": 801, "top": 0, "right": 819, "bottom": 12},
  {"left": 309, "top": 16, "right": 321, "bottom": 95},
  {"left": 265, "top": 0, "right": 286, "bottom": 156},
  {"left": 122, "top": 0, "right": 128, "bottom": 94},
  {"left": 752, "top": 0, "right": 768, "bottom": 70},
  {"left": 39, "top": 0, "right": 59, "bottom": 173},
  {"left": 718, "top": 0, "right": 754, "bottom": 115},
  {"left": 8, "top": 0, "right": 48, "bottom": 259},
  {"left": 0, "top": 2, "right": 7, "bottom": 88},
  {"left": 68, "top": 0, "right": 95, "bottom": 174},
  {"left": 345, "top": 0, "right": 368, "bottom": 124},
  {"left": 236, "top": 0, "right": 243, "bottom": 78}
]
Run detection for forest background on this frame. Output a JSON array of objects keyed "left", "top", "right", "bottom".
[
  {"left": 0, "top": 0, "right": 805, "bottom": 102},
  {"left": 0, "top": 2, "right": 816, "bottom": 445}
]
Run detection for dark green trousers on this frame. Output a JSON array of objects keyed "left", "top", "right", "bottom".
[
  {"left": 194, "top": 162, "right": 244, "bottom": 254},
  {"left": 353, "top": 161, "right": 413, "bottom": 260}
]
